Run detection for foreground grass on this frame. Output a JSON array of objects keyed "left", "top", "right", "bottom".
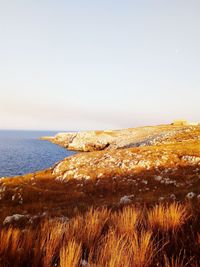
[
  {"left": 147, "top": 202, "right": 190, "bottom": 232},
  {"left": 0, "top": 202, "right": 200, "bottom": 266},
  {"left": 0, "top": 129, "right": 200, "bottom": 266}
]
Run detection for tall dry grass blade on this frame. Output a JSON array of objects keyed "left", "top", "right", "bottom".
[
  {"left": 148, "top": 203, "right": 189, "bottom": 232},
  {"left": 40, "top": 219, "right": 68, "bottom": 267},
  {"left": 197, "top": 233, "right": 200, "bottom": 245},
  {"left": 111, "top": 206, "right": 141, "bottom": 236},
  {"left": 163, "top": 253, "right": 190, "bottom": 267},
  {"left": 66, "top": 208, "right": 110, "bottom": 250},
  {"left": 0, "top": 227, "right": 36, "bottom": 266},
  {"left": 0, "top": 227, "right": 22, "bottom": 256},
  {"left": 130, "top": 230, "right": 156, "bottom": 267},
  {"left": 94, "top": 229, "right": 131, "bottom": 267},
  {"left": 59, "top": 239, "right": 82, "bottom": 267}
]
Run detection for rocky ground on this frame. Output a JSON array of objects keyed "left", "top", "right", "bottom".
[
  {"left": 0, "top": 124, "right": 199, "bottom": 227},
  {"left": 41, "top": 124, "right": 200, "bottom": 151}
]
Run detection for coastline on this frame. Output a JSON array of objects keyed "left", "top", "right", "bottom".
[{"left": 0, "top": 124, "right": 199, "bottom": 222}]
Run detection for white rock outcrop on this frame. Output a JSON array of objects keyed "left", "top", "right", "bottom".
[
  {"left": 119, "top": 195, "right": 134, "bottom": 205},
  {"left": 3, "top": 214, "right": 30, "bottom": 225}
]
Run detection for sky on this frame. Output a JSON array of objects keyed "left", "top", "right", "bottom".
[{"left": 0, "top": 0, "right": 200, "bottom": 131}]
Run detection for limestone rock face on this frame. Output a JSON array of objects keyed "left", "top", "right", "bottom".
[{"left": 41, "top": 125, "right": 200, "bottom": 152}]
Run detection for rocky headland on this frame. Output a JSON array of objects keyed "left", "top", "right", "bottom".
[{"left": 41, "top": 124, "right": 200, "bottom": 151}]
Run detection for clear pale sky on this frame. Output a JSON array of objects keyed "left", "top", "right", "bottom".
[{"left": 0, "top": 1, "right": 199, "bottom": 131}]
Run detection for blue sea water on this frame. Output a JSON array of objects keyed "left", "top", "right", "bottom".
[{"left": 0, "top": 130, "right": 75, "bottom": 177}]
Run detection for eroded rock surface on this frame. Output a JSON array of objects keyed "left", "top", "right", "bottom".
[
  {"left": 53, "top": 142, "right": 200, "bottom": 182},
  {"left": 41, "top": 125, "right": 200, "bottom": 152}
]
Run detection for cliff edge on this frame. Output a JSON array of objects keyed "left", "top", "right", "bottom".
[{"left": 41, "top": 124, "right": 200, "bottom": 151}]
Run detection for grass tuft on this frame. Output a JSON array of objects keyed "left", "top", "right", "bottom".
[
  {"left": 147, "top": 203, "right": 189, "bottom": 232},
  {"left": 111, "top": 206, "right": 141, "bottom": 236},
  {"left": 59, "top": 239, "right": 82, "bottom": 267}
]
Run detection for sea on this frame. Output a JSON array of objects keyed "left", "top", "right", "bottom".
[{"left": 0, "top": 130, "right": 75, "bottom": 177}]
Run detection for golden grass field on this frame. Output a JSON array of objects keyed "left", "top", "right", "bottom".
[
  {"left": 0, "top": 203, "right": 200, "bottom": 266},
  {"left": 0, "top": 124, "right": 200, "bottom": 266}
]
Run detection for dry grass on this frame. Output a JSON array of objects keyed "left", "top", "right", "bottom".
[
  {"left": 60, "top": 239, "right": 82, "bottom": 267},
  {"left": 91, "top": 229, "right": 156, "bottom": 267},
  {"left": 81, "top": 208, "right": 110, "bottom": 249},
  {"left": 0, "top": 227, "right": 35, "bottom": 266},
  {"left": 163, "top": 254, "right": 188, "bottom": 267},
  {"left": 197, "top": 233, "right": 200, "bottom": 246},
  {"left": 147, "top": 202, "right": 190, "bottom": 232},
  {"left": 94, "top": 230, "right": 131, "bottom": 267},
  {"left": 65, "top": 208, "right": 110, "bottom": 251},
  {"left": 40, "top": 220, "right": 67, "bottom": 267},
  {"left": 110, "top": 206, "right": 141, "bottom": 236},
  {"left": 0, "top": 203, "right": 198, "bottom": 266},
  {"left": 130, "top": 230, "right": 156, "bottom": 267},
  {"left": 0, "top": 227, "right": 21, "bottom": 256}
]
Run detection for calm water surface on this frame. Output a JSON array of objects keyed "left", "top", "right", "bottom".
[{"left": 0, "top": 130, "right": 75, "bottom": 177}]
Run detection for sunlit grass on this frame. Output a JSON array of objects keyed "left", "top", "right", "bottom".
[
  {"left": 130, "top": 230, "right": 156, "bottom": 267},
  {"left": 64, "top": 207, "right": 110, "bottom": 251},
  {"left": 41, "top": 220, "right": 67, "bottom": 267},
  {"left": 111, "top": 206, "right": 141, "bottom": 236},
  {"left": 0, "top": 202, "right": 198, "bottom": 266},
  {"left": 59, "top": 239, "right": 82, "bottom": 267},
  {"left": 82, "top": 207, "right": 110, "bottom": 249},
  {"left": 94, "top": 229, "right": 131, "bottom": 267},
  {"left": 147, "top": 202, "right": 190, "bottom": 232},
  {"left": 0, "top": 227, "right": 21, "bottom": 256}
]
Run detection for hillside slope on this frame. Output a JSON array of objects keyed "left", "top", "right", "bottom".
[{"left": 0, "top": 124, "right": 199, "bottom": 226}]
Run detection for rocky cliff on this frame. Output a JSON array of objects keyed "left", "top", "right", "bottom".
[{"left": 41, "top": 125, "right": 200, "bottom": 151}]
